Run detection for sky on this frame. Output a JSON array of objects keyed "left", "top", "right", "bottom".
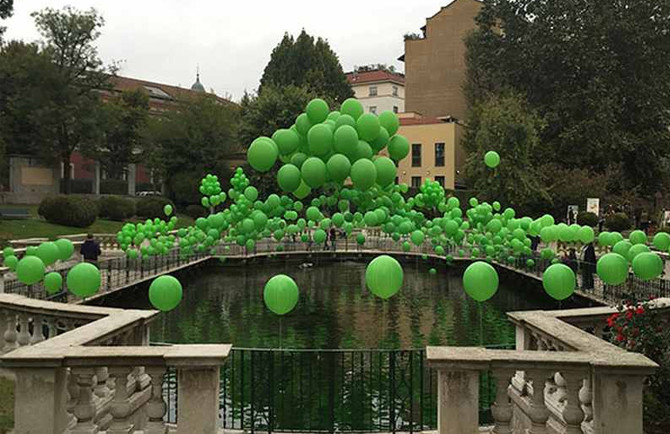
[{"left": 3, "top": 0, "right": 453, "bottom": 102}]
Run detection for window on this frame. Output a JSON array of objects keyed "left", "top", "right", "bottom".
[
  {"left": 411, "top": 176, "right": 422, "bottom": 188},
  {"left": 369, "top": 86, "right": 378, "bottom": 96},
  {"left": 393, "top": 106, "right": 399, "bottom": 114},
  {"left": 394, "top": 176, "right": 399, "bottom": 185},
  {"left": 435, "top": 143, "right": 445, "bottom": 167},
  {"left": 369, "top": 106, "right": 377, "bottom": 114},
  {"left": 412, "top": 143, "right": 422, "bottom": 167},
  {"left": 392, "top": 86, "right": 399, "bottom": 96},
  {"left": 435, "top": 176, "right": 445, "bottom": 187}
]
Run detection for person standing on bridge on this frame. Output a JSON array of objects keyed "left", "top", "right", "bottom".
[{"left": 80, "top": 234, "right": 102, "bottom": 266}]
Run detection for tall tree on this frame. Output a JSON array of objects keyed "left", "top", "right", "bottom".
[
  {"left": 30, "top": 6, "right": 116, "bottom": 193},
  {"left": 0, "top": 0, "right": 13, "bottom": 42},
  {"left": 259, "top": 30, "right": 353, "bottom": 104},
  {"left": 465, "top": 0, "right": 670, "bottom": 197}
]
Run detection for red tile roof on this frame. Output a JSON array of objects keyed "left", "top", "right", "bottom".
[{"left": 346, "top": 70, "right": 405, "bottom": 86}]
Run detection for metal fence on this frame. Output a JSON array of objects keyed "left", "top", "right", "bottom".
[{"left": 161, "top": 344, "right": 514, "bottom": 433}]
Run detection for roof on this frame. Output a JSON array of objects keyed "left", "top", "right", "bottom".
[
  {"left": 346, "top": 69, "right": 405, "bottom": 86},
  {"left": 400, "top": 117, "right": 451, "bottom": 126},
  {"left": 108, "top": 75, "right": 231, "bottom": 105}
]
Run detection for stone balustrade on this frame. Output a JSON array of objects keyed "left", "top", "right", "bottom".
[{"left": 0, "top": 293, "right": 231, "bottom": 434}]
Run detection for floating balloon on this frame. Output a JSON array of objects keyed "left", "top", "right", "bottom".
[
  {"left": 44, "top": 272, "right": 63, "bottom": 294},
  {"left": 374, "top": 157, "right": 396, "bottom": 187},
  {"left": 164, "top": 204, "right": 173, "bottom": 216},
  {"left": 542, "top": 264, "right": 575, "bottom": 300},
  {"left": 247, "top": 137, "right": 278, "bottom": 172},
  {"left": 653, "top": 232, "right": 670, "bottom": 251},
  {"left": 388, "top": 135, "right": 410, "bottom": 161},
  {"left": 597, "top": 253, "right": 628, "bottom": 285},
  {"left": 149, "top": 275, "right": 183, "bottom": 311},
  {"left": 16, "top": 256, "right": 45, "bottom": 285},
  {"left": 632, "top": 252, "right": 663, "bottom": 281},
  {"left": 326, "top": 154, "right": 351, "bottom": 183},
  {"left": 462, "top": 261, "right": 499, "bottom": 302},
  {"left": 36, "top": 242, "right": 60, "bottom": 266},
  {"left": 264, "top": 274, "right": 299, "bottom": 315},
  {"left": 340, "top": 98, "right": 364, "bottom": 120},
  {"left": 350, "top": 159, "right": 377, "bottom": 191},
  {"left": 277, "top": 164, "right": 302, "bottom": 192},
  {"left": 301, "top": 157, "right": 327, "bottom": 188},
  {"left": 629, "top": 230, "right": 647, "bottom": 246},
  {"left": 3, "top": 255, "right": 18, "bottom": 271},
  {"left": 66, "top": 263, "right": 101, "bottom": 297},
  {"left": 306, "top": 98, "right": 329, "bottom": 124},
  {"left": 484, "top": 151, "right": 500, "bottom": 168},
  {"left": 365, "top": 255, "right": 403, "bottom": 300},
  {"left": 378, "top": 111, "right": 400, "bottom": 136}
]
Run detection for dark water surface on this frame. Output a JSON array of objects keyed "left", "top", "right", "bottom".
[{"left": 137, "top": 260, "right": 573, "bottom": 349}]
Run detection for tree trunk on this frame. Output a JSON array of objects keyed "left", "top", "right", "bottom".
[{"left": 61, "top": 153, "right": 72, "bottom": 194}]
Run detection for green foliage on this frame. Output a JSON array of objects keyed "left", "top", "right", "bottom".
[
  {"left": 576, "top": 212, "right": 598, "bottom": 228},
  {"left": 38, "top": 196, "right": 98, "bottom": 228},
  {"left": 184, "top": 204, "right": 208, "bottom": 219},
  {"left": 136, "top": 196, "right": 175, "bottom": 220},
  {"left": 169, "top": 171, "right": 204, "bottom": 206},
  {"left": 0, "top": 0, "right": 13, "bottom": 42},
  {"left": 66, "top": 179, "right": 93, "bottom": 194},
  {"left": 606, "top": 212, "right": 632, "bottom": 232},
  {"left": 100, "top": 179, "right": 127, "bottom": 195},
  {"left": 465, "top": 0, "right": 670, "bottom": 197},
  {"left": 259, "top": 30, "right": 353, "bottom": 104},
  {"left": 462, "top": 93, "right": 550, "bottom": 215},
  {"left": 98, "top": 196, "right": 135, "bottom": 221}
]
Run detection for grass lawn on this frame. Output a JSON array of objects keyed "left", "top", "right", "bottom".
[{"left": 0, "top": 377, "right": 13, "bottom": 433}]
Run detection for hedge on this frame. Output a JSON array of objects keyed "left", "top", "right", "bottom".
[
  {"left": 606, "top": 212, "right": 632, "bottom": 232},
  {"left": 184, "top": 204, "right": 208, "bottom": 219},
  {"left": 100, "top": 179, "right": 128, "bottom": 195},
  {"left": 98, "top": 196, "right": 136, "bottom": 221},
  {"left": 136, "top": 196, "right": 175, "bottom": 219},
  {"left": 38, "top": 196, "right": 98, "bottom": 228},
  {"left": 577, "top": 211, "right": 598, "bottom": 227}
]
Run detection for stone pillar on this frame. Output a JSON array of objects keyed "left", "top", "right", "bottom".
[
  {"left": 13, "top": 367, "right": 70, "bottom": 434},
  {"left": 127, "top": 164, "right": 136, "bottom": 197},
  {"left": 436, "top": 369, "right": 479, "bottom": 434},
  {"left": 93, "top": 162, "right": 101, "bottom": 196},
  {"left": 177, "top": 366, "right": 220, "bottom": 434},
  {"left": 592, "top": 372, "right": 646, "bottom": 434}
]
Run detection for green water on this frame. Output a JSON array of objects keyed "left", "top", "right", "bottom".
[{"left": 143, "top": 260, "right": 567, "bottom": 349}]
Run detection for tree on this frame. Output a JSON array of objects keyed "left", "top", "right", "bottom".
[
  {"left": 465, "top": 0, "right": 670, "bottom": 198},
  {"left": 30, "top": 6, "right": 116, "bottom": 193},
  {"left": 259, "top": 30, "right": 353, "bottom": 104},
  {"left": 0, "top": 0, "right": 13, "bottom": 41},
  {"left": 463, "top": 93, "right": 550, "bottom": 215},
  {"left": 144, "top": 95, "right": 239, "bottom": 204}
]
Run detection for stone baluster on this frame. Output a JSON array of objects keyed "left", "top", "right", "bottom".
[
  {"left": 107, "top": 367, "right": 133, "bottom": 434},
  {"left": 145, "top": 367, "right": 168, "bottom": 434},
  {"left": 46, "top": 316, "right": 58, "bottom": 339},
  {"left": 30, "top": 314, "right": 46, "bottom": 344},
  {"left": 560, "top": 371, "right": 586, "bottom": 434},
  {"left": 17, "top": 312, "right": 31, "bottom": 347},
  {"left": 491, "top": 369, "right": 514, "bottom": 434},
  {"left": 0, "top": 310, "right": 6, "bottom": 351},
  {"left": 552, "top": 372, "right": 566, "bottom": 400},
  {"left": 67, "top": 369, "right": 80, "bottom": 428},
  {"left": 71, "top": 368, "right": 99, "bottom": 434},
  {"left": 525, "top": 369, "right": 550, "bottom": 434},
  {"left": 3, "top": 312, "right": 18, "bottom": 352},
  {"left": 93, "top": 367, "right": 110, "bottom": 400},
  {"left": 579, "top": 377, "right": 593, "bottom": 424}
]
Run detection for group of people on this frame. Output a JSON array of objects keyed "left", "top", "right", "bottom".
[{"left": 560, "top": 243, "right": 597, "bottom": 290}]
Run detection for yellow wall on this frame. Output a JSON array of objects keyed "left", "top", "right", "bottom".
[
  {"left": 21, "top": 167, "right": 55, "bottom": 186},
  {"left": 352, "top": 82, "right": 405, "bottom": 99}
]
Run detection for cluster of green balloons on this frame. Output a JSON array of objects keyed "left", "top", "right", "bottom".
[{"left": 2, "top": 239, "right": 76, "bottom": 293}]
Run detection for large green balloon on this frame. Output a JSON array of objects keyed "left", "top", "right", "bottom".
[
  {"left": 462, "top": 261, "right": 499, "bottom": 302},
  {"left": 277, "top": 164, "right": 302, "bottom": 192},
  {"left": 577, "top": 226, "right": 595, "bottom": 244},
  {"left": 410, "top": 230, "right": 425, "bottom": 246},
  {"left": 627, "top": 244, "right": 650, "bottom": 262},
  {"left": 370, "top": 127, "right": 390, "bottom": 153},
  {"left": 365, "top": 255, "right": 403, "bottom": 300},
  {"left": 247, "top": 137, "right": 278, "bottom": 172},
  {"left": 327, "top": 154, "right": 352, "bottom": 183},
  {"left": 341, "top": 98, "right": 364, "bottom": 120},
  {"left": 264, "top": 274, "right": 299, "bottom": 315},
  {"left": 596, "top": 253, "right": 629, "bottom": 285},
  {"left": 334, "top": 125, "right": 359, "bottom": 155},
  {"left": 301, "top": 157, "right": 327, "bottom": 188},
  {"left": 296, "top": 113, "right": 312, "bottom": 135},
  {"left": 629, "top": 230, "right": 647, "bottom": 246},
  {"left": 44, "top": 272, "right": 63, "bottom": 294},
  {"left": 293, "top": 180, "right": 311, "bottom": 199},
  {"left": 36, "top": 242, "right": 60, "bottom": 266},
  {"left": 3, "top": 255, "right": 18, "bottom": 271},
  {"left": 335, "top": 114, "right": 356, "bottom": 130},
  {"left": 378, "top": 111, "right": 400, "bottom": 136},
  {"left": 244, "top": 186, "right": 259, "bottom": 201},
  {"left": 612, "top": 240, "right": 633, "bottom": 258},
  {"left": 272, "top": 129, "right": 300, "bottom": 155},
  {"left": 3, "top": 246, "right": 14, "bottom": 258},
  {"left": 632, "top": 252, "right": 663, "bottom": 281},
  {"left": 307, "top": 124, "right": 333, "bottom": 156},
  {"left": 542, "top": 264, "right": 575, "bottom": 300},
  {"left": 374, "top": 156, "right": 396, "bottom": 187},
  {"left": 149, "top": 275, "right": 183, "bottom": 311},
  {"left": 66, "top": 262, "right": 101, "bottom": 297},
  {"left": 653, "top": 232, "right": 670, "bottom": 251},
  {"left": 314, "top": 229, "right": 327, "bottom": 243},
  {"left": 350, "top": 159, "right": 377, "bottom": 191},
  {"left": 16, "top": 256, "right": 45, "bottom": 285},
  {"left": 306, "top": 98, "right": 329, "bottom": 124},
  {"left": 484, "top": 151, "right": 500, "bottom": 168},
  {"left": 356, "top": 113, "right": 380, "bottom": 142},
  {"left": 388, "top": 135, "right": 410, "bottom": 161}
]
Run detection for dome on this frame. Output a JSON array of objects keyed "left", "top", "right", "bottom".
[{"left": 191, "top": 72, "right": 205, "bottom": 92}]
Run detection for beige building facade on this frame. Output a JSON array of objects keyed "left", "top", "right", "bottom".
[{"left": 346, "top": 69, "right": 405, "bottom": 115}]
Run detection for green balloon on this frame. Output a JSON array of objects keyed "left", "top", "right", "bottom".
[
  {"left": 277, "top": 164, "right": 302, "bottom": 192},
  {"left": 374, "top": 156, "right": 396, "bottom": 187},
  {"left": 542, "top": 264, "right": 575, "bottom": 301},
  {"left": 247, "top": 137, "right": 278, "bottom": 172},
  {"left": 341, "top": 98, "right": 364, "bottom": 120},
  {"left": 301, "top": 157, "right": 327, "bottom": 188},
  {"left": 356, "top": 113, "right": 380, "bottom": 142},
  {"left": 307, "top": 124, "right": 333, "bottom": 156},
  {"left": 314, "top": 229, "right": 327, "bottom": 243},
  {"left": 149, "top": 275, "right": 183, "bottom": 311},
  {"left": 333, "top": 125, "right": 359, "bottom": 155},
  {"left": 378, "top": 111, "right": 400, "bottom": 136},
  {"left": 410, "top": 230, "right": 425, "bottom": 246},
  {"left": 16, "top": 256, "right": 45, "bottom": 285},
  {"left": 612, "top": 240, "right": 632, "bottom": 258},
  {"left": 293, "top": 180, "right": 312, "bottom": 199},
  {"left": 632, "top": 252, "right": 663, "bottom": 281},
  {"left": 163, "top": 204, "right": 173, "bottom": 216},
  {"left": 597, "top": 231, "right": 612, "bottom": 247},
  {"left": 353, "top": 140, "right": 373, "bottom": 161},
  {"left": 335, "top": 114, "right": 357, "bottom": 130},
  {"left": 653, "top": 232, "right": 670, "bottom": 251},
  {"left": 357, "top": 233, "right": 366, "bottom": 245},
  {"left": 36, "top": 242, "right": 60, "bottom": 266},
  {"left": 244, "top": 186, "right": 259, "bottom": 202},
  {"left": 272, "top": 129, "right": 300, "bottom": 155},
  {"left": 629, "top": 230, "right": 647, "bottom": 245},
  {"left": 364, "top": 211, "right": 377, "bottom": 227},
  {"left": 66, "top": 262, "right": 101, "bottom": 297},
  {"left": 577, "top": 226, "right": 595, "bottom": 244},
  {"left": 44, "top": 272, "right": 63, "bottom": 294},
  {"left": 370, "top": 126, "right": 390, "bottom": 152},
  {"left": 3, "top": 246, "right": 14, "bottom": 258},
  {"left": 365, "top": 255, "right": 403, "bottom": 300},
  {"left": 462, "top": 261, "right": 499, "bottom": 302},
  {"left": 296, "top": 113, "right": 312, "bottom": 135},
  {"left": 3, "top": 255, "right": 18, "bottom": 271},
  {"left": 306, "top": 98, "right": 329, "bottom": 124},
  {"left": 264, "top": 274, "right": 299, "bottom": 315},
  {"left": 402, "top": 241, "right": 411, "bottom": 252},
  {"left": 350, "top": 159, "right": 377, "bottom": 191},
  {"left": 627, "top": 244, "right": 650, "bottom": 262},
  {"left": 596, "top": 253, "right": 629, "bottom": 285},
  {"left": 484, "top": 151, "right": 500, "bottom": 168},
  {"left": 388, "top": 135, "right": 410, "bottom": 161},
  {"left": 326, "top": 154, "right": 352, "bottom": 183},
  {"left": 290, "top": 152, "right": 308, "bottom": 168}
]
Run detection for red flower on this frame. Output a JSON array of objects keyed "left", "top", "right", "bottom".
[
  {"left": 626, "top": 310, "right": 634, "bottom": 319},
  {"left": 636, "top": 307, "right": 644, "bottom": 315},
  {"left": 616, "top": 334, "right": 625, "bottom": 342}
]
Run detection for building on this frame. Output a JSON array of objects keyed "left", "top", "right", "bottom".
[
  {"left": 400, "top": 0, "right": 482, "bottom": 121},
  {"left": 345, "top": 68, "right": 405, "bottom": 115},
  {"left": 394, "top": 113, "right": 465, "bottom": 190}
]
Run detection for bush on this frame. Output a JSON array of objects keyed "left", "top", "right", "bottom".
[
  {"left": 577, "top": 211, "right": 598, "bottom": 227},
  {"left": 136, "top": 196, "right": 175, "bottom": 219},
  {"left": 98, "top": 196, "right": 136, "bottom": 221},
  {"left": 38, "top": 196, "right": 98, "bottom": 228},
  {"left": 184, "top": 204, "right": 207, "bottom": 219},
  {"left": 606, "top": 212, "right": 632, "bottom": 232},
  {"left": 100, "top": 179, "right": 128, "bottom": 195},
  {"left": 169, "top": 171, "right": 202, "bottom": 206}
]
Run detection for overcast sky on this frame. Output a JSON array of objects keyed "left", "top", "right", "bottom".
[{"left": 4, "top": 0, "right": 452, "bottom": 101}]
